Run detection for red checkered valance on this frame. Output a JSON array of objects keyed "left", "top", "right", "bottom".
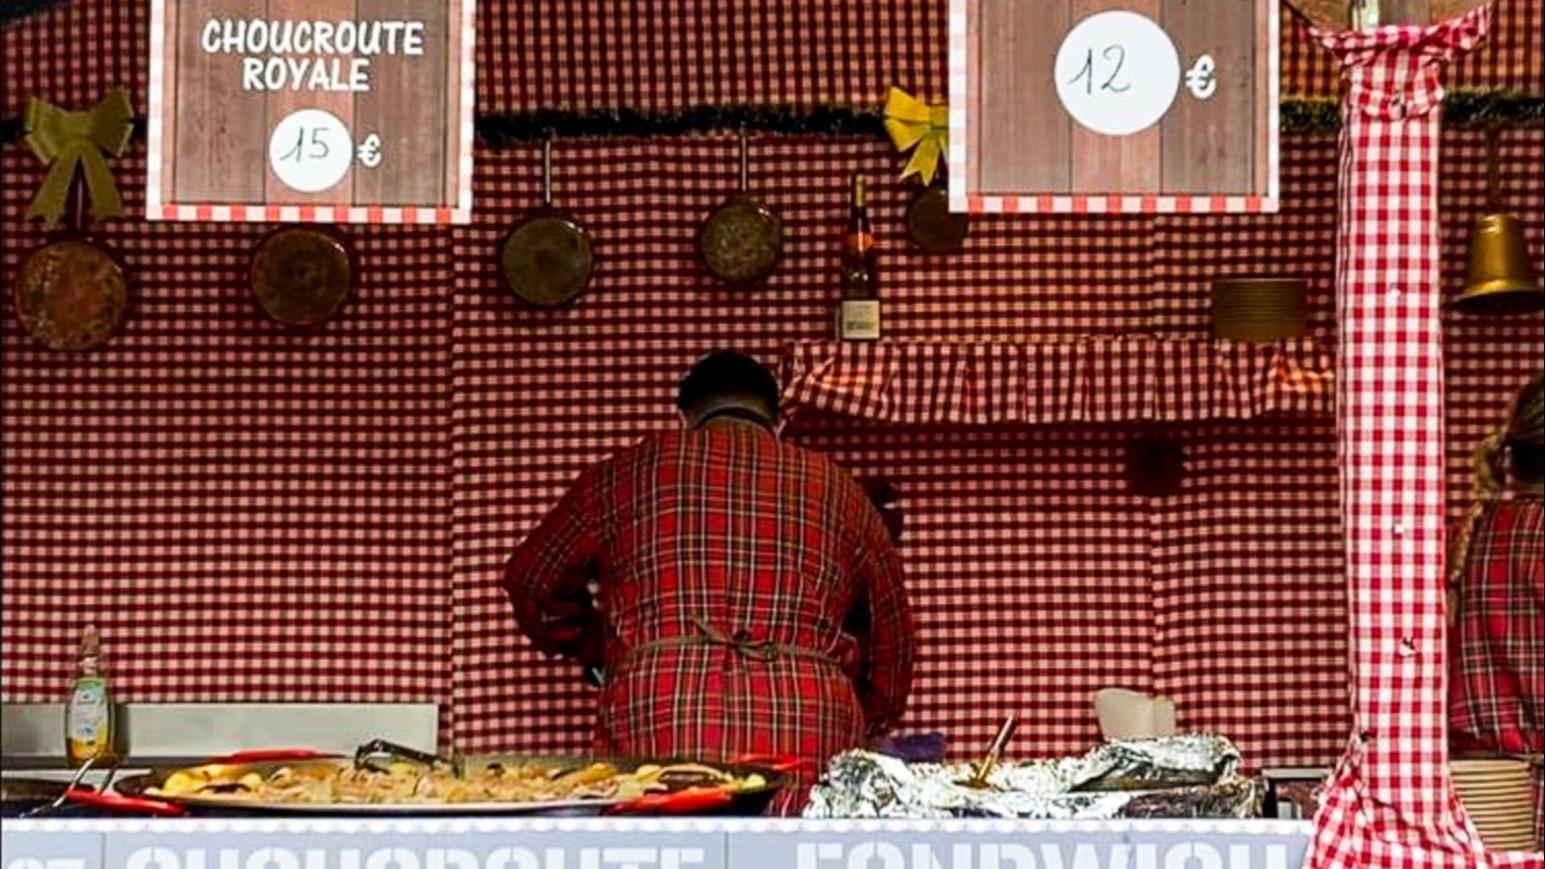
[{"left": 781, "top": 338, "right": 1334, "bottom": 426}]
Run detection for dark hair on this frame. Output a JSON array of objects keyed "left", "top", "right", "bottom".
[
  {"left": 1451, "top": 373, "right": 1544, "bottom": 581},
  {"left": 676, "top": 351, "right": 780, "bottom": 417},
  {"left": 1508, "top": 374, "right": 1544, "bottom": 484},
  {"left": 1514, "top": 440, "right": 1545, "bottom": 484}
]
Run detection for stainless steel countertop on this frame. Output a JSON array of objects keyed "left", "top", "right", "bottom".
[{"left": 1, "top": 702, "right": 439, "bottom": 766}]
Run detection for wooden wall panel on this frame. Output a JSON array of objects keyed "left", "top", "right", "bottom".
[
  {"left": 1071, "top": 0, "right": 1162, "bottom": 194},
  {"left": 959, "top": 0, "right": 1274, "bottom": 203},
  {"left": 264, "top": 0, "right": 358, "bottom": 206},
  {"left": 443, "top": 0, "right": 463, "bottom": 205},
  {"left": 355, "top": 0, "right": 448, "bottom": 206},
  {"left": 173, "top": 0, "right": 267, "bottom": 202},
  {"left": 1161, "top": 0, "right": 1258, "bottom": 193},
  {"left": 976, "top": 0, "right": 1071, "bottom": 193},
  {"left": 151, "top": 0, "right": 468, "bottom": 215}
]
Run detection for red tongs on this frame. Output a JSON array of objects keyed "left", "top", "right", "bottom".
[
  {"left": 20, "top": 757, "right": 184, "bottom": 818},
  {"left": 605, "top": 752, "right": 810, "bottom": 816},
  {"left": 606, "top": 785, "right": 736, "bottom": 815},
  {"left": 56, "top": 787, "right": 186, "bottom": 817},
  {"left": 731, "top": 753, "right": 814, "bottom": 775},
  {"left": 212, "top": 747, "right": 331, "bottom": 764}
]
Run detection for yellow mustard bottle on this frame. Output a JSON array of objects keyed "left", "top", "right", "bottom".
[{"left": 65, "top": 626, "right": 115, "bottom": 765}]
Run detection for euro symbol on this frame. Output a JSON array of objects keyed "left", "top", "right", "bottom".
[
  {"left": 357, "top": 133, "right": 383, "bottom": 168},
  {"left": 1185, "top": 54, "right": 1217, "bottom": 100}
]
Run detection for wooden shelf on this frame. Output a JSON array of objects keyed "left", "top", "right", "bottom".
[{"left": 781, "top": 337, "right": 1333, "bottom": 427}]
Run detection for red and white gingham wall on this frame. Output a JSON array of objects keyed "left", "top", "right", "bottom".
[
  {"left": 443, "top": 136, "right": 1366, "bottom": 767},
  {"left": 5, "top": 0, "right": 1539, "bottom": 120},
  {"left": 1443, "top": 129, "right": 1545, "bottom": 523},
  {"left": 797, "top": 421, "right": 1157, "bottom": 761},
  {"left": 1151, "top": 422, "right": 1349, "bottom": 768},
  {"left": 3, "top": 2, "right": 1543, "bottom": 777},
  {"left": 0, "top": 147, "right": 455, "bottom": 703}
]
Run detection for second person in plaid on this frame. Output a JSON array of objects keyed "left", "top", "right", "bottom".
[
  {"left": 1448, "top": 374, "right": 1543, "bottom": 841},
  {"left": 502, "top": 350, "right": 915, "bottom": 813}
]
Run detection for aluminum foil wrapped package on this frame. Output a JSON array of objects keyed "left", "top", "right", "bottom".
[{"left": 804, "top": 733, "right": 1261, "bottom": 819}]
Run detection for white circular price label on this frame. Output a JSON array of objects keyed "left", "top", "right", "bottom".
[
  {"left": 267, "top": 108, "right": 354, "bottom": 193},
  {"left": 1054, "top": 11, "right": 1181, "bottom": 137}
]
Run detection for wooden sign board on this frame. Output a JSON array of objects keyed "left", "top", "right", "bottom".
[
  {"left": 948, "top": 0, "right": 1279, "bottom": 214},
  {"left": 1289, "top": 0, "right": 1489, "bottom": 28},
  {"left": 147, "top": 0, "right": 475, "bottom": 224}
]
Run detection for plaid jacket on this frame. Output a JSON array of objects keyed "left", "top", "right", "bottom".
[
  {"left": 1448, "top": 496, "right": 1542, "bottom": 837},
  {"left": 503, "top": 419, "right": 914, "bottom": 806}
]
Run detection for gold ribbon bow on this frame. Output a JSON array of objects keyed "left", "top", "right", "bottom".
[
  {"left": 24, "top": 88, "right": 134, "bottom": 227},
  {"left": 883, "top": 86, "right": 948, "bottom": 187}
]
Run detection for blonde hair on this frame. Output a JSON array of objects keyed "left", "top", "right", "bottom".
[{"left": 1450, "top": 374, "right": 1545, "bottom": 584}]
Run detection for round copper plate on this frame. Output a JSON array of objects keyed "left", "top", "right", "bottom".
[
  {"left": 500, "top": 213, "right": 595, "bottom": 307},
  {"left": 250, "top": 228, "right": 353, "bottom": 327},
  {"left": 700, "top": 195, "right": 782, "bottom": 285},
  {"left": 905, "top": 185, "right": 969, "bottom": 254},
  {"left": 13, "top": 239, "right": 127, "bottom": 351}
]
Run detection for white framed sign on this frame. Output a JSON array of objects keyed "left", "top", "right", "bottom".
[
  {"left": 948, "top": 0, "right": 1280, "bottom": 215},
  {"left": 147, "top": 0, "right": 476, "bottom": 224}
]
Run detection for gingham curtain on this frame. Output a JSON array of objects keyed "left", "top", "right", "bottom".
[
  {"left": 1308, "top": 6, "right": 1541, "bottom": 868},
  {"left": 781, "top": 338, "right": 1333, "bottom": 426}
]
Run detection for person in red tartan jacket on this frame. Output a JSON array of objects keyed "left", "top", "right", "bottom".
[
  {"left": 502, "top": 350, "right": 915, "bottom": 813},
  {"left": 1448, "top": 374, "right": 1543, "bottom": 842}
]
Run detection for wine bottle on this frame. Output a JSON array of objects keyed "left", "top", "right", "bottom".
[{"left": 837, "top": 174, "right": 881, "bottom": 341}]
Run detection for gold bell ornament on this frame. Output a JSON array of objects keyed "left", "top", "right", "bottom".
[{"left": 1449, "top": 126, "right": 1543, "bottom": 316}]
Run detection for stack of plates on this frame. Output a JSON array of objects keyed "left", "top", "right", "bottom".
[{"left": 1451, "top": 758, "right": 1539, "bottom": 853}]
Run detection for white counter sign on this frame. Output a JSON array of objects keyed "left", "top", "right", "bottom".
[
  {"left": 107, "top": 832, "right": 722, "bottom": 869},
  {"left": 2, "top": 831, "right": 102, "bottom": 869},
  {"left": 3, "top": 819, "right": 1310, "bottom": 869}
]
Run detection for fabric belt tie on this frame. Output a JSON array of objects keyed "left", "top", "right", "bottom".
[{"left": 624, "top": 614, "right": 840, "bottom": 668}]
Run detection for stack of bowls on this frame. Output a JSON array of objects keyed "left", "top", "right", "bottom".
[
  {"left": 1211, "top": 278, "right": 1308, "bottom": 343},
  {"left": 1450, "top": 757, "right": 1538, "bottom": 852}
]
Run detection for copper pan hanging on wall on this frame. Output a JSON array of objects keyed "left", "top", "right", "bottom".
[
  {"left": 249, "top": 226, "right": 354, "bottom": 328},
  {"left": 12, "top": 182, "right": 128, "bottom": 352},
  {"left": 698, "top": 129, "right": 782, "bottom": 286},
  {"left": 500, "top": 136, "right": 594, "bottom": 307},
  {"left": 905, "top": 182, "right": 969, "bottom": 254},
  {"left": 14, "top": 237, "right": 128, "bottom": 351}
]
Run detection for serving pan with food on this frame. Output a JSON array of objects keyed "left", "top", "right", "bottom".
[{"left": 113, "top": 740, "right": 788, "bottom": 816}]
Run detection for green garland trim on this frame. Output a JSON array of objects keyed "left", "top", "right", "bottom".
[
  {"left": 1279, "top": 99, "right": 1343, "bottom": 135},
  {"left": 0, "top": 0, "right": 71, "bottom": 25},
  {"left": 1, "top": 92, "right": 1539, "bottom": 151},
  {"left": 477, "top": 104, "right": 885, "bottom": 145},
  {"left": 1283, "top": 90, "right": 1545, "bottom": 134},
  {"left": 1443, "top": 90, "right": 1545, "bottom": 127}
]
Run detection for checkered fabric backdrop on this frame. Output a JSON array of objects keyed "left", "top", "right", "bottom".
[
  {"left": 782, "top": 338, "right": 1334, "bottom": 425},
  {"left": 0, "top": 145, "right": 455, "bottom": 702},
  {"left": 4, "top": 0, "right": 1539, "bottom": 121},
  {"left": 1306, "top": 8, "right": 1538, "bottom": 867},
  {"left": 1151, "top": 421, "right": 1349, "bottom": 767},
  {"left": 3, "top": 1, "right": 1543, "bottom": 786}
]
